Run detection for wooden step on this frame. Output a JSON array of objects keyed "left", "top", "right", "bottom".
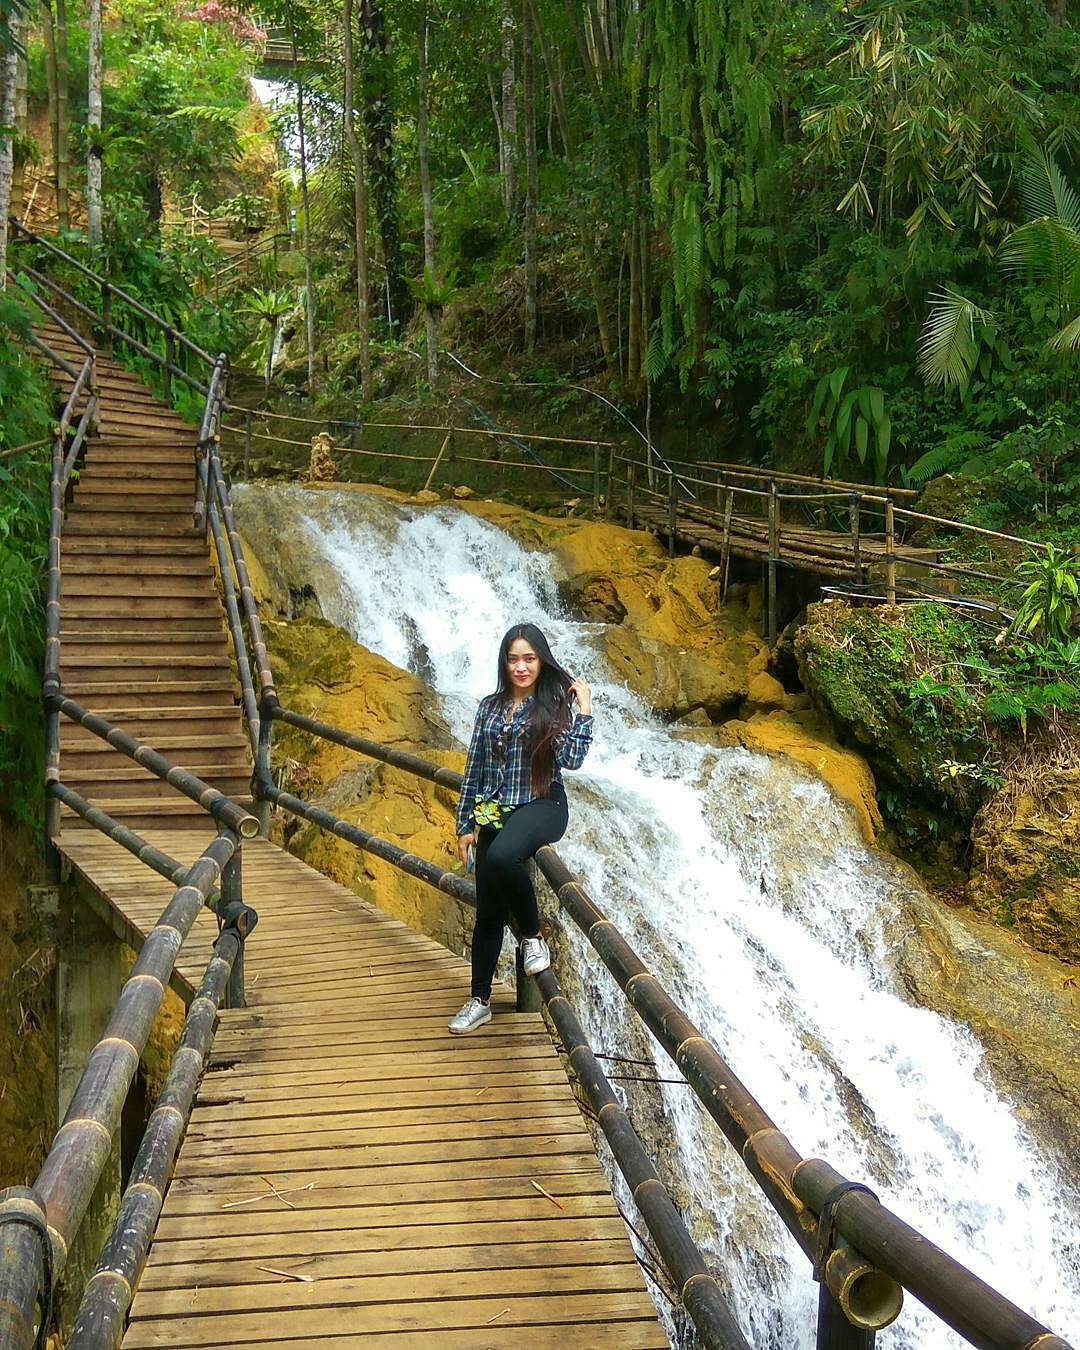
[
  {"left": 73, "top": 478, "right": 194, "bottom": 497},
  {"left": 80, "top": 448, "right": 196, "bottom": 466},
  {"left": 61, "top": 558, "right": 210, "bottom": 577},
  {"left": 61, "top": 681, "right": 236, "bottom": 705},
  {"left": 61, "top": 575, "right": 215, "bottom": 598},
  {"left": 63, "top": 734, "right": 251, "bottom": 768},
  {"left": 59, "top": 629, "right": 226, "bottom": 646},
  {"left": 65, "top": 514, "right": 197, "bottom": 533},
  {"left": 60, "top": 594, "right": 225, "bottom": 618},
  {"left": 60, "top": 706, "right": 245, "bottom": 738},
  {"left": 62, "top": 654, "right": 231, "bottom": 673},
  {"left": 60, "top": 769, "right": 253, "bottom": 801},
  {"left": 75, "top": 463, "right": 194, "bottom": 481},
  {"left": 63, "top": 520, "right": 203, "bottom": 539},
  {"left": 60, "top": 795, "right": 254, "bottom": 829}
]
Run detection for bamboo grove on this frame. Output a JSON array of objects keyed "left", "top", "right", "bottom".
[{"left": 2, "top": 0, "right": 1079, "bottom": 493}]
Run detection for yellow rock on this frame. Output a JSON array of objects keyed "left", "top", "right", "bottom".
[
  {"left": 746, "top": 671, "right": 787, "bottom": 708},
  {"left": 264, "top": 616, "right": 473, "bottom": 952},
  {"left": 716, "top": 711, "right": 882, "bottom": 843}
]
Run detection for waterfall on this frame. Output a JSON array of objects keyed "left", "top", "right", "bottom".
[{"left": 247, "top": 486, "right": 1080, "bottom": 1348}]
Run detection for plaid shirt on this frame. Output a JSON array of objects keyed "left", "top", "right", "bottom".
[{"left": 455, "top": 693, "right": 594, "bottom": 833}]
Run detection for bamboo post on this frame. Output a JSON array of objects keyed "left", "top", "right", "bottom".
[
  {"left": 605, "top": 445, "right": 615, "bottom": 518},
  {"left": 817, "top": 1282, "right": 876, "bottom": 1349},
  {"left": 627, "top": 460, "right": 636, "bottom": 529},
  {"left": 220, "top": 851, "right": 246, "bottom": 1010},
  {"left": 592, "top": 444, "right": 601, "bottom": 514},
  {"left": 667, "top": 466, "right": 677, "bottom": 557},
  {"left": 244, "top": 410, "right": 252, "bottom": 482},
  {"left": 767, "top": 480, "right": 779, "bottom": 647},
  {"left": 849, "top": 495, "right": 863, "bottom": 585},
  {"left": 162, "top": 328, "right": 175, "bottom": 405},
  {"left": 884, "top": 498, "right": 897, "bottom": 606},
  {"left": 422, "top": 429, "right": 452, "bottom": 493},
  {"left": 720, "top": 488, "right": 734, "bottom": 601},
  {"left": 100, "top": 280, "right": 112, "bottom": 352}
]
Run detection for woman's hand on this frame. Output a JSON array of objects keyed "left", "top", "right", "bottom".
[
  {"left": 569, "top": 679, "right": 592, "bottom": 716},
  {"left": 456, "top": 831, "right": 476, "bottom": 866}
]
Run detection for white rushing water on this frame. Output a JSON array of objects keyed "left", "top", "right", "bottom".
[{"left": 261, "top": 487, "right": 1080, "bottom": 1348}]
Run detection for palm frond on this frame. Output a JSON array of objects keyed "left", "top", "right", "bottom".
[
  {"left": 998, "top": 217, "right": 1080, "bottom": 291},
  {"left": 918, "top": 287, "right": 992, "bottom": 389},
  {"left": 1047, "top": 310, "right": 1080, "bottom": 353},
  {"left": 1021, "top": 149, "right": 1080, "bottom": 232}
]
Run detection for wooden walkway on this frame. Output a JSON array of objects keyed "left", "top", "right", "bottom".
[
  {"left": 38, "top": 323, "right": 666, "bottom": 1346},
  {"left": 631, "top": 500, "right": 941, "bottom": 581},
  {"left": 56, "top": 828, "right": 665, "bottom": 1347}
]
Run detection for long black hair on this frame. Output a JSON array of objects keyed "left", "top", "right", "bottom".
[{"left": 489, "top": 624, "right": 573, "bottom": 793}]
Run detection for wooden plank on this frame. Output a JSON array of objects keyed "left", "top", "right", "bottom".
[
  {"left": 135, "top": 1236, "right": 636, "bottom": 1290},
  {"left": 129, "top": 1263, "right": 646, "bottom": 1321},
  {"left": 153, "top": 1192, "right": 622, "bottom": 1241},
  {"left": 122, "top": 1291, "right": 661, "bottom": 1345},
  {"left": 134, "top": 1214, "right": 633, "bottom": 1273}
]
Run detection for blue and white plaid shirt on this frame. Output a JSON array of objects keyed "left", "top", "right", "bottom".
[{"left": 455, "top": 693, "right": 594, "bottom": 833}]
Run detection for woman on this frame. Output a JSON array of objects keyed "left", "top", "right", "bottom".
[{"left": 449, "top": 624, "right": 593, "bottom": 1034}]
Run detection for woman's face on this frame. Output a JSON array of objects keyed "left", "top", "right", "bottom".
[{"left": 506, "top": 638, "right": 541, "bottom": 696}]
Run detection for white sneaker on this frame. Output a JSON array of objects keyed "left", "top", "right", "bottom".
[
  {"left": 448, "top": 997, "right": 492, "bottom": 1035},
  {"left": 520, "top": 936, "right": 551, "bottom": 977}
]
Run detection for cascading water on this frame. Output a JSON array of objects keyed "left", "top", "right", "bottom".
[{"left": 247, "top": 486, "right": 1080, "bottom": 1348}]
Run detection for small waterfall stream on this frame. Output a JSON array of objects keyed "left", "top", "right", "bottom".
[{"left": 248, "top": 487, "right": 1080, "bottom": 1348}]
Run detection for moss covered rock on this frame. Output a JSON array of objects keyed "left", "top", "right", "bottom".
[{"left": 263, "top": 616, "right": 472, "bottom": 953}]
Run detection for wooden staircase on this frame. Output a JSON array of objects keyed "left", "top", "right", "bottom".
[{"left": 39, "top": 322, "right": 253, "bottom": 830}]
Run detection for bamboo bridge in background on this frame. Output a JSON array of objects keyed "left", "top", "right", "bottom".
[{"left": 0, "top": 223, "right": 1073, "bottom": 1350}]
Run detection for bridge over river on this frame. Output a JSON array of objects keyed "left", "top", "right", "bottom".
[{"left": 0, "top": 222, "right": 1073, "bottom": 1350}]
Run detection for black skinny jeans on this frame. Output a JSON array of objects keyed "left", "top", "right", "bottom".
[{"left": 470, "top": 783, "right": 568, "bottom": 1001}]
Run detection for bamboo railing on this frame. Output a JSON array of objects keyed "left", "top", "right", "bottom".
[
  {"left": 253, "top": 702, "right": 1074, "bottom": 1350},
  {"left": 0, "top": 236, "right": 264, "bottom": 1350},
  {"left": 6, "top": 232, "right": 1072, "bottom": 1350}
]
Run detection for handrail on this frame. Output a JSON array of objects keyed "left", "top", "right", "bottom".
[
  {"left": 259, "top": 701, "right": 1074, "bottom": 1350},
  {"left": 10, "top": 217, "right": 215, "bottom": 364},
  {"left": 67, "top": 924, "right": 243, "bottom": 1349},
  {"left": 48, "top": 696, "right": 260, "bottom": 839},
  {"left": 255, "top": 777, "right": 751, "bottom": 1350},
  {"left": 46, "top": 782, "right": 225, "bottom": 911},
  {"left": 13, "top": 257, "right": 210, "bottom": 397},
  {"left": 0, "top": 831, "right": 241, "bottom": 1350}
]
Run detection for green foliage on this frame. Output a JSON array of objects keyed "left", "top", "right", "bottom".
[
  {"left": 799, "top": 602, "right": 1080, "bottom": 825},
  {"left": 1012, "top": 545, "right": 1080, "bottom": 645},
  {"left": 807, "top": 367, "right": 892, "bottom": 480},
  {"left": 920, "top": 150, "right": 1080, "bottom": 390},
  {"left": 0, "top": 298, "right": 51, "bottom": 827}
]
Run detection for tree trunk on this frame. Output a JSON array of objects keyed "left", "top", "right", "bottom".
[
  {"left": 292, "top": 36, "right": 317, "bottom": 393},
  {"left": 361, "top": 0, "right": 408, "bottom": 329},
  {"left": 11, "top": 35, "right": 28, "bottom": 216},
  {"left": 485, "top": 58, "right": 504, "bottom": 169},
  {"left": 627, "top": 216, "right": 640, "bottom": 388},
  {"left": 499, "top": 0, "right": 517, "bottom": 215},
  {"left": 55, "top": 0, "right": 70, "bottom": 229},
  {"left": 41, "top": 0, "right": 59, "bottom": 225},
  {"left": 86, "top": 0, "right": 103, "bottom": 247},
  {"left": 523, "top": 0, "right": 538, "bottom": 353},
  {"left": 342, "top": 0, "right": 372, "bottom": 401},
  {"left": 417, "top": 4, "right": 438, "bottom": 382},
  {"left": 0, "top": 10, "right": 21, "bottom": 286}
]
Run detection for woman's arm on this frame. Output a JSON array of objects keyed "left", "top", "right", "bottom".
[
  {"left": 554, "top": 681, "right": 593, "bottom": 771},
  {"left": 455, "top": 705, "right": 487, "bottom": 835}
]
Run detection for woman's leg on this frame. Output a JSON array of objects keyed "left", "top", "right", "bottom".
[
  {"left": 470, "top": 826, "right": 507, "bottom": 1002},
  {"left": 483, "top": 787, "right": 568, "bottom": 939}
]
